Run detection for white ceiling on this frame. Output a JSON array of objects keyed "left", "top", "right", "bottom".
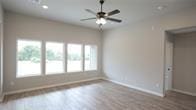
[{"left": 1, "top": 0, "right": 196, "bottom": 29}]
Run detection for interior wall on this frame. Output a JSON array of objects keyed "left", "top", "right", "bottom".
[
  {"left": 4, "top": 11, "right": 102, "bottom": 93},
  {"left": 0, "top": 1, "right": 4, "bottom": 99},
  {"left": 173, "top": 32, "right": 196, "bottom": 94},
  {"left": 0, "top": 2, "right": 2, "bottom": 23},
  {"left": 103, "top": 6, "right": 196, "bottom": 96}
]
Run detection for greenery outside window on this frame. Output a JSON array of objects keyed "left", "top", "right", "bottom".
[
  {"left": 17, "top": 40, "right": 42, "bottom": 77},
  {"left": 45, "top": 42, "right": 64, "bottom": 74}
]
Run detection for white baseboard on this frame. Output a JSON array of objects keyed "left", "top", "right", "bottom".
[
  {"left": 103, "top": 78, "right": 164, "bottom": 97},
  {"left": 5, "top": 77, "right": 103, "bottom": 95},
  {"left": 172, "top": 89, "right": 196, "bottom": 96},
  {"left": 4, "top": 77, "right": 165, "bottom": 98},
  {"left": 0, "top": 94, "right": 4, "bottom": 103}
]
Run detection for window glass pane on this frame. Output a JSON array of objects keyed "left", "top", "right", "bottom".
[
  {"left": 17, "top": 40, "right": 41, "bottom": 77},
  {"left": 85, "top": 45, "right": 97, "bottom": 71},
  {"left": 67, "top": 44, "right": 82, "bottom": 72},
  {"left": 46, "top": 42, "right": 64, "bottom": 74}
]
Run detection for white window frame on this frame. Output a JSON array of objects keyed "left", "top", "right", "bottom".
[
  {"left": 84, "top": 44, "right": 98, "bottom": 71},
  {"left": 16, "top": 39, "right": 43, "bottom": 78},
  {"left": 16, "top": 39, "right": 99, "bottom": 78},
  {"left": 67, "top": 43, "right": 83, "bottom": 73},
  {"left": 45, "top": 41, "right": 65, "bottom": 75}
]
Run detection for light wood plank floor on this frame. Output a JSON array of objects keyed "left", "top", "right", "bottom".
[{"left": 0, "top": 80, "right": 196, "bottom": 110}]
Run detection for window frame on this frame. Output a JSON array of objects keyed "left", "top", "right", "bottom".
[
  {"left": 84, "top": 44, "right": 98, "bottom": 72},
  {"left": 67, "top": 43, "right": 84, "bottom": 73},
  {"left": 16, "top": 39, "right": 43, "bottom": 78},
  {"left": 16, "top": 39, "right": 99, "bottom": 78},
  {"left": 45, "top": 41, "right": 66, "bottom": 75}
]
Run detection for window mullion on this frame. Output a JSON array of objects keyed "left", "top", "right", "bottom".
[
  {"left": 82, "top": 44, "right": 85, "bottom": 72},
  {"left": 42, "top": 41, "right": 46, "bottom": 75},
  {"left": 64, "top": 43, "right": 67, "bottom": 73}
]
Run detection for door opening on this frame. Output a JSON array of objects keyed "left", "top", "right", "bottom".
[
  {"left": 164, "top": 32, "right": 174, "bottom": 93},
  {"left": 164, "top": 26, "right": 196, "bottom": 96}
]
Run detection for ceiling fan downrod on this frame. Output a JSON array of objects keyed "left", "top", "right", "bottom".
[{"left": 100, "top": 0, "right": 104, "bottom": 12}]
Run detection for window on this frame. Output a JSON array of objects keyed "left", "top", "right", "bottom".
[
  {"left": 45, "top": 42, "right": 64, "bottom": 74},
  {"left": 85, "top": 45, "right": 97, "bottom": 71},
  {"left": 67, "top": 44, "right": 82, "bottom": 72},
  {"left": 17, "top": 39, "right": 98, "bottom": 77},
  {"left": 17, "top": 40, "right": 41, "bottom": 77}
]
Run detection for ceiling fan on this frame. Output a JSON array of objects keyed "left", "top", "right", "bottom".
[{"left": 80, "top": 0, "right": 122, "bottom": 26}]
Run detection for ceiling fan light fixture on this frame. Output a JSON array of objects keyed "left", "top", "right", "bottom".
[
  {"left": 42, "top": 5, "right": 48, "bottom": 9},
  {"left": 96, "top": 18, "right": 107, "bottom": 25},
  {"left": 81, "top": 0, "right": 121, "bottom": 26}
]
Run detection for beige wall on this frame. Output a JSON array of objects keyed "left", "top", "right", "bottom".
[
  {"left": 0, "top": 1, "right": 4, "bottom": 99},
  {"left": 4, "top": 12, "right": 102, "bottom": 93},
  {"left": 0, "top": 2, "right": 2, "bottom": 24},
  {"left": 103, "top": 6, "right": 196, "bottom": 96},
  {"left": 173, "top": 32, "right": 196, "bottom": 94}
]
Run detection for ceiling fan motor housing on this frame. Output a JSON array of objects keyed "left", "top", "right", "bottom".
[
  {"left": 97, "top": 12, "right": 106, "bottom": 18},
  {"left": 80, "top": 0, "right": 122, "bottom": 25}
]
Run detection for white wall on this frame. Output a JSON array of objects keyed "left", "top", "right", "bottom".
[
  {"left": 4, "top": 11, "right": 102, "bottom": 93},
  {"left": 173, "top": 32, "right": 196, "bottom": 94},
  {"left": 103, "top": 7, "right": 196, "bottom": 96}
]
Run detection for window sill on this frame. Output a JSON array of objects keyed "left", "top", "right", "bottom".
[
  {"left": 67, "top": 71, "right": 83, "bottom": 74},
  {"left": 84, "top": 70, "right": 98, "bottom": 72},
  {"left": 45, "top": 72, "right": 66, "bottom": 76},
  {"left": 16, "top": 70, "right": 98, "bottom": 78},
  {"left": 16, "top": 74, "right": 42, "bottom": 78}
]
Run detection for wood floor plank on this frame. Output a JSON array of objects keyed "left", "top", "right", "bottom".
[{"left": 0, "top": 80, "right": 196, "bottom": 110}]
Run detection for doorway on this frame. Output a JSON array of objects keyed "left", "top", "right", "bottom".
[
  {"left": 164, "top": 27, "right": 196, "bottom": 96},
  {"left": 164, "top": 32, "right": 174, "bottom": 92}
]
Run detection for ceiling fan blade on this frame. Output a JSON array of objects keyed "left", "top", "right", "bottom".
[
  {"left": 107, "top": 9, "right": 120, "bottom": 16},
  {"left": 85, "top": 9, "right": 97, "bottom": 15},
  {"left": 80, "top": 17, "right": 97, "bottom": 21},
  {"left": 107, "top": 18, "right": 122, "bottom": 23}
]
